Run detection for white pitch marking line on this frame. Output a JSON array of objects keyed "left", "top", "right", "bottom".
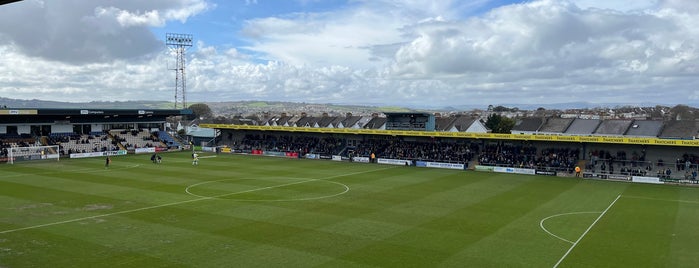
[
  {"left": 622, "top": 195, "right": 699, "bottom": 205},
  {"left": 185, "top": 177, "right": 350, "bottom": 202},
  {"left": 553, "top": 195, "right": 621, "bottom": 268},
  {"left": 539, "top": 211, "right": 602, "bottom": 244},
  {"left": 0, "top": 166, "right": 395, "bottom": 235},
  {"left": 0, "top": 164, "right": 141, "bottom": 180}
]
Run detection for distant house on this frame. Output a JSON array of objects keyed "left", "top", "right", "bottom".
[
  {"left": 262, "top": 117, "right": 276, "bottom": 126},
  {"left": 363, "top": 117, "right": 387, "bottom": 130},
  {"left": 317, "top": 115, "right": 341, "bottom": 128},
  {"left": 294, "top": 116, "right": 320, "bottom": 128},
  {"left": 435, "top": 115, "right": 488, "bottom": 133},
  {"left": 340, "top": 115, "right": 363, "bottom": 129},
  {"left": 511, "top": 117, "right": 544, "bottom": 135},
  {"left": 354, "top": 116, "right": 374, "bottom": 129},
  {"left": 276, "top": 115, "right": 294, "bottom": 127}
]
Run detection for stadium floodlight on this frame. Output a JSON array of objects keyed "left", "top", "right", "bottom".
[{"left": 166, "top": 33, "right": 193, "bottom": 110}]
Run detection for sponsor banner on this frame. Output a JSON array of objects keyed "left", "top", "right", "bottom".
[
  {"left": 475, "top": 165, "right": 494, "bottom": 172},
  {"left": 607, "top": 174, "right": 631, "bottom": 181},
  {"left": 263, "top": 151, "right": 286, "bottom": 157},
  {"left": 108, "top": 150, "right": 127, "bottom": 156},
  {"left": 306, "top": 154, "right": 319, "bottom": 159},
  {"left": 71, "top": 152, "right": 106, "bottom": 158},
  {"left": 424, "top": 162, "right": 465, "bottom": 170},
  {"left": 632, "top": 176, "right": 662, "bottom": 184},
  {"left": 332, "top": 155, "right": 342, "bottom": 161},
  {"left": 319, "top": 155, "right": 332, "bottom": 160},
  {"left": 535, "top": 170, "right": 557, "bottom": 176},
  {"left": 1, "top": 109, "right": 38, "bottom": 115},
  {"left": 70, "top": 150, "right": 126, "bottom": 159},
  {"left": 583, "top": 173, "right": 609, "bottom": 179},
  {"left": 134, "top": 147, "right": 156, "bottom": 154},
  {"left": 353, "top": 156, "right": 370, "bottom": 163},
  {"left": 221, "top": 147, "right": 231, "bottom": 153},
  {"left": 377, "top": 158, "right": 411, "bottom": 166},
  {"left": 285, "top": 152, "right": 299, "bottom": 158},
  {"left": 415, "top": 161, "right": 428, "bottom": 167},
  {"left": 201, "top": 146, "right": 216, "bottom": 152},
  {"left": 493, "top": 166, "right": 536, "bottom": 175},
  {"left": 251, "top": 150, "right": 263, "bottom": 155}
]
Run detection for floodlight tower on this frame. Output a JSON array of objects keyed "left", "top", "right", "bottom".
[{"left": 166, "top": 33, "right": 193, "bottom": 109}]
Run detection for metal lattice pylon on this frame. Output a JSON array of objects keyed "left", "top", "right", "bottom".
[{"left": 166, "top": 33, "right": 193, "bottom": 109}]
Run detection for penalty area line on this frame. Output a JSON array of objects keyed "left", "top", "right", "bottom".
[{"left": 553, "top": 194, "right": 621, "bottom": 268}]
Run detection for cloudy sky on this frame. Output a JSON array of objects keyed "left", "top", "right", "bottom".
[{"left": 0, "top": 0, "right": 697, "bottom": 108}]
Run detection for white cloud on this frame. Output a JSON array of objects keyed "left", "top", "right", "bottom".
[
  {"left": 571, "top": 0, "right": 658, "bottom": 12},
  {"left": 0, "top": 0, "right": 698, "bottom": 108},
  {"left": 0, "top": 0, "right": 210, "bottom": 63}
]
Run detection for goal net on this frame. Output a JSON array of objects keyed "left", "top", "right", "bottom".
[{"left": 8, "top": 145, "right": 60, "bottom": 164}]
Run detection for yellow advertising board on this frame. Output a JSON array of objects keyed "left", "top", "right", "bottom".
[{"left": 0, "top": 109, "right": 38, "bottom": 115}]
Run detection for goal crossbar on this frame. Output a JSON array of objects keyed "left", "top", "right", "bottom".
[{"left": 8, "top": 145, "right": 60, "bottom": 164}]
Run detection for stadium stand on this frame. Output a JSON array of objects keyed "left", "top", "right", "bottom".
[
  {"left": 49, "top": 132, "right": 116, "bottom": 155},
  {"left": 110, "top": 129, "right": 163, "bottom": 149},
  {"left": 476, "top": 141, "right": 579, "bottom": 172},
  {"left": 352, "top": 138, "right": 477, "bottom": 164},
  {"left": 156, "top": 131, "right": 180, "bottom": 148},
  {"left": 236, "top": 134, "right": 343, "bottom": 155}
]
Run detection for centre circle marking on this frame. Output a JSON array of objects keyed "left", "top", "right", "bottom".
[{"left": 185, "top": 177, "right": 350, "bottom": 202}]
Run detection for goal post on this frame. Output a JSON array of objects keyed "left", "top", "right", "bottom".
[{"left": 8, "top": 145, "right": 60, "bottom": 164}]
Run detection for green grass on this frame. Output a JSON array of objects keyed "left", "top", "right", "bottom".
[{"left": 1, "top": 152, "right": 699, "bottom": 267}]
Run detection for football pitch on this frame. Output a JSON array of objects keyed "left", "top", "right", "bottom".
[{"left": 1, "top": 151, "right": 698, "bottom": 267}]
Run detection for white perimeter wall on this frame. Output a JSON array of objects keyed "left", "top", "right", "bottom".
[
  {"left": 17, "top": 125, "right": 30, "bottom": 134},
  {"left": 91, "top": 124, "right": 104, "bottom": 132}
]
